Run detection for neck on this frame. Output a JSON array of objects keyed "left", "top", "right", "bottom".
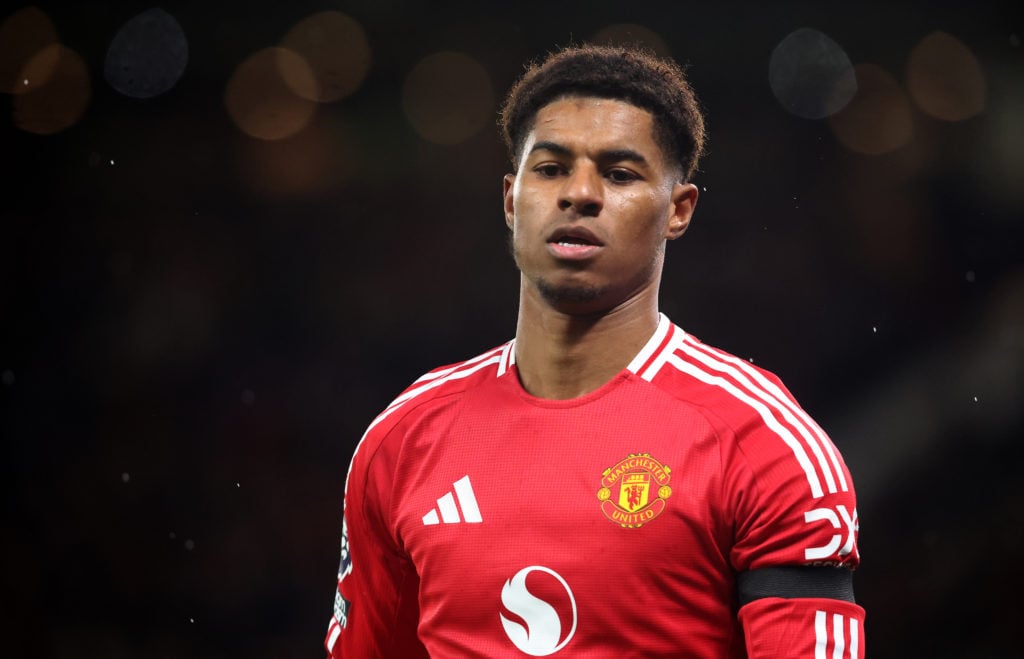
[{"left": 513, "top": 281, "right": 661, "bottom": 400}]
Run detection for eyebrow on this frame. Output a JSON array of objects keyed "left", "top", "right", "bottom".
[{"left": 528, "top": 141, "right": 650, "bottom": 166}]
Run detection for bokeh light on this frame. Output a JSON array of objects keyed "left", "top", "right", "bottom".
[
  {"left": 0, "top": 6, "right": 58, "bottom": 95},
  {"left": 907, "top": 31, "right": 986, "bottom": 122},
  {"left": 769, "top": 28, "right": 857, "bottom": 119},
  {"left": 281, "top": 11, "right": 371, "bottom": 103},
  {"left": 402, "top": 51, "right": 494, "bottom": 146},
  {"left": 224, "top": 47, "right": 317, "bottom": 141},
  {"left": 13, "top": 44, "right": 91, "bottom": 135},
  {"left": 591, "top": 23, "right": 670, "bottom": 57},
  {"left": 104, "top": 8, "right": 188, "bottom": 99},
  {"left": 14, "top": 37, "right": 60, "bottom": 95},
  {"left": 829, "top": 63, "right": 913, "bottom": 155}
]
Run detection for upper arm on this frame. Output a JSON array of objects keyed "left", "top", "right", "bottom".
[
  {"left": 324, "top": 427, "right": 428, "bottom": 658},
  {"left": 716, "top": 375, "right": 864, "bottom": 657},
  {"left": 731, "top": 442, "right": 865, "bottom": 658}
]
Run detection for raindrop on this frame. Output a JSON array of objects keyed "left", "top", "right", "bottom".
[
  {"left": 105, "top": 8, "right": 188, "bottom": 98},
  {"left": 966, "top": 270, "right": 976, "bottom": 283},
  {"left": 184, "top": 539, "right": 195, "bottom": 551},
  {"left": 872, "top": 326, "right": 877, "bottom": 333},
  {"left": 1, "top": 369, "right": 13, "bottom": 386},
  {"left": 769, "top": 28, "right": 857, "bottom": 119},
  {"left": 121, "top": 472, "right": 130, "bottom": 483}
]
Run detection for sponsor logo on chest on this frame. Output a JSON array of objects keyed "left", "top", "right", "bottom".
[
  {"left": 596, "top": 452, "right": 673, "bottom": 528},
  {"left": 499, "top": 565, "right": 577, "bottom": 656}
]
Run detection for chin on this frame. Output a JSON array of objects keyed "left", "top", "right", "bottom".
[
  {"left": 536, "top": 279, "right": 605, "bottom": 304},
  {"left": 534, "top": 278, "right": 623, "bottom": 317}
]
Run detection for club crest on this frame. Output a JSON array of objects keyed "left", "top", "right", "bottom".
[{"left": 596, "top": 453, "right": 672, "bottom": 528}]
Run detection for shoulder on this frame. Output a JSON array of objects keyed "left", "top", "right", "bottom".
[
  {"left": 642, "top": 319, "right": 859, "bottom": 569},
  {"left": 343, "top": 340, "right": 514, "bottom": 517},
  {"left": 639, "top": 322, "right": 851, "bottom": 501},
  {"left": 637, "top": 322, "right": 796, "bottom": 424},
  {"left": 353, "top": 340, "right": 514, "bottom": 457}
]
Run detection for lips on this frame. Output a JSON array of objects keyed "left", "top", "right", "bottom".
[
  {"left": 546, "top": 225, "right": 604, "bottom": 260},
  {"left": 547, "top": 225, "right": 604, "bottom": 247}
]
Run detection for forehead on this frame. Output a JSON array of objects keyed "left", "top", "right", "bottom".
[{"left": 525, "top": 96, "right": 663, "bottom": 160}]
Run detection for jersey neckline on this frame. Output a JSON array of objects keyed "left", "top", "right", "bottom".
[{"left": 502, "top": 313, "right": 679, "bottom": 408}]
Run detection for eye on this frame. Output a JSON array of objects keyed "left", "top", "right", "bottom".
[
  {"left": 534, "top": 163, "right": 564, "bottom": 178},
  {"left": 606, "top": 168, "right": 639, "bottom": 183}
]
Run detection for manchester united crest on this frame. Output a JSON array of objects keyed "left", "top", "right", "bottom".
[{"left": 597, "top": 453, "right": 672, "bottom": 528}]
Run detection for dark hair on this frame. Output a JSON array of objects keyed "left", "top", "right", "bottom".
[{"left": 499, "top": 44, "right": 706, "bottom": 182}]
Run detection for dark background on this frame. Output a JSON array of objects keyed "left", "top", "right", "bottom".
[{"left": 2, "top": 1, "right": 1022, "bottom": 657}]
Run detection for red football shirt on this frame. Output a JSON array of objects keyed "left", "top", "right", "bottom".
[{"left": 326, "top": 315, "right": 864, "bottom": 657}]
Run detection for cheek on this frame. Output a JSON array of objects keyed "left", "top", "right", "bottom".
[
  {"left": 511, "top": 193, "right": 543, "bottom": 235},
  {"left": 619, "top": 195, "right": 667, "bottom": 239}
]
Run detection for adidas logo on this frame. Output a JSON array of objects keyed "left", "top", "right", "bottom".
[{"left": 422, "top": 475, "right": 482, "bottom": 525}]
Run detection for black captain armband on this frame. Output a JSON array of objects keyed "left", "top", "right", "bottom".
[{"left": 737, "top": 566, "right": 856, "bottom": 606}]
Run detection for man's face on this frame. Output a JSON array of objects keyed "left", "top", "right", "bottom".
[{"left": 504, "top": 96, "right": 696, "bottom": 315}]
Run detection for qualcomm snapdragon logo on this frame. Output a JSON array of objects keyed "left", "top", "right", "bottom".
[{"left": 499, "top": 566, "right": 577, "bottom": 656}]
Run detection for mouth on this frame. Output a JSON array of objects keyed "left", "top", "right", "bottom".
[
  {"left": 547, "top": 225, "right": 604, "bottom": 248},
  {"left": 546, "top": 225, "right": 604, "bottom": 260}
]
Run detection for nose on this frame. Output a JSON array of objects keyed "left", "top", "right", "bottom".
[{"left": 558, "top": 165, "right": 603, "bottom": 216}]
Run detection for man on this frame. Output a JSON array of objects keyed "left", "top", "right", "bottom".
[{"left": 325, "top": 44, "right": 864, "bottom": 657}]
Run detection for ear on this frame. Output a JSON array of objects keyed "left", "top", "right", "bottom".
[
  {"left": 503, "top": 174, "right": 516, "bottom": 230},
  {"left": 664, "top": 182, "right": 698, "bottom": 241}
]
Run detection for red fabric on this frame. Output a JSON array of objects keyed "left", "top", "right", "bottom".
[
  {"left": 325, "top": 316, "right": 861, "bottom": 657},
  {"left": 739, "top": 597, "right": 866, "bottom": 658}
]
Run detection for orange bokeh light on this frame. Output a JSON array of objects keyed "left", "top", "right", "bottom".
[
  {"left": 829, "top": 64, "right": 913, "bottom": 155},
  {"left": 907, "top": 31, "right": 986, "bottom": 122},
  {"left": 224, "top": 47, "right": 318, "bottom": 141},
  {"left": 281, "top": 11, "right": 371, "bottom": 103},
  {"left": 402, "top": 52, "right": 494, "bottom": 146},
  {"left": 13, "top": 44, "right": 91, "bottom": 135},
  {"left": 0, "top": 6, "right": 59, "bottom": 94}
]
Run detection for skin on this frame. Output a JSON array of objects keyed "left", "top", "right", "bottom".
[{"left": 503, "top": 96, "right": 699, "bottom": 400}]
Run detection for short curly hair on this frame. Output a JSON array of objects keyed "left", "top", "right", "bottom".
[{"left": 500, "top": 44, "right": 706, "bottom": 182}]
